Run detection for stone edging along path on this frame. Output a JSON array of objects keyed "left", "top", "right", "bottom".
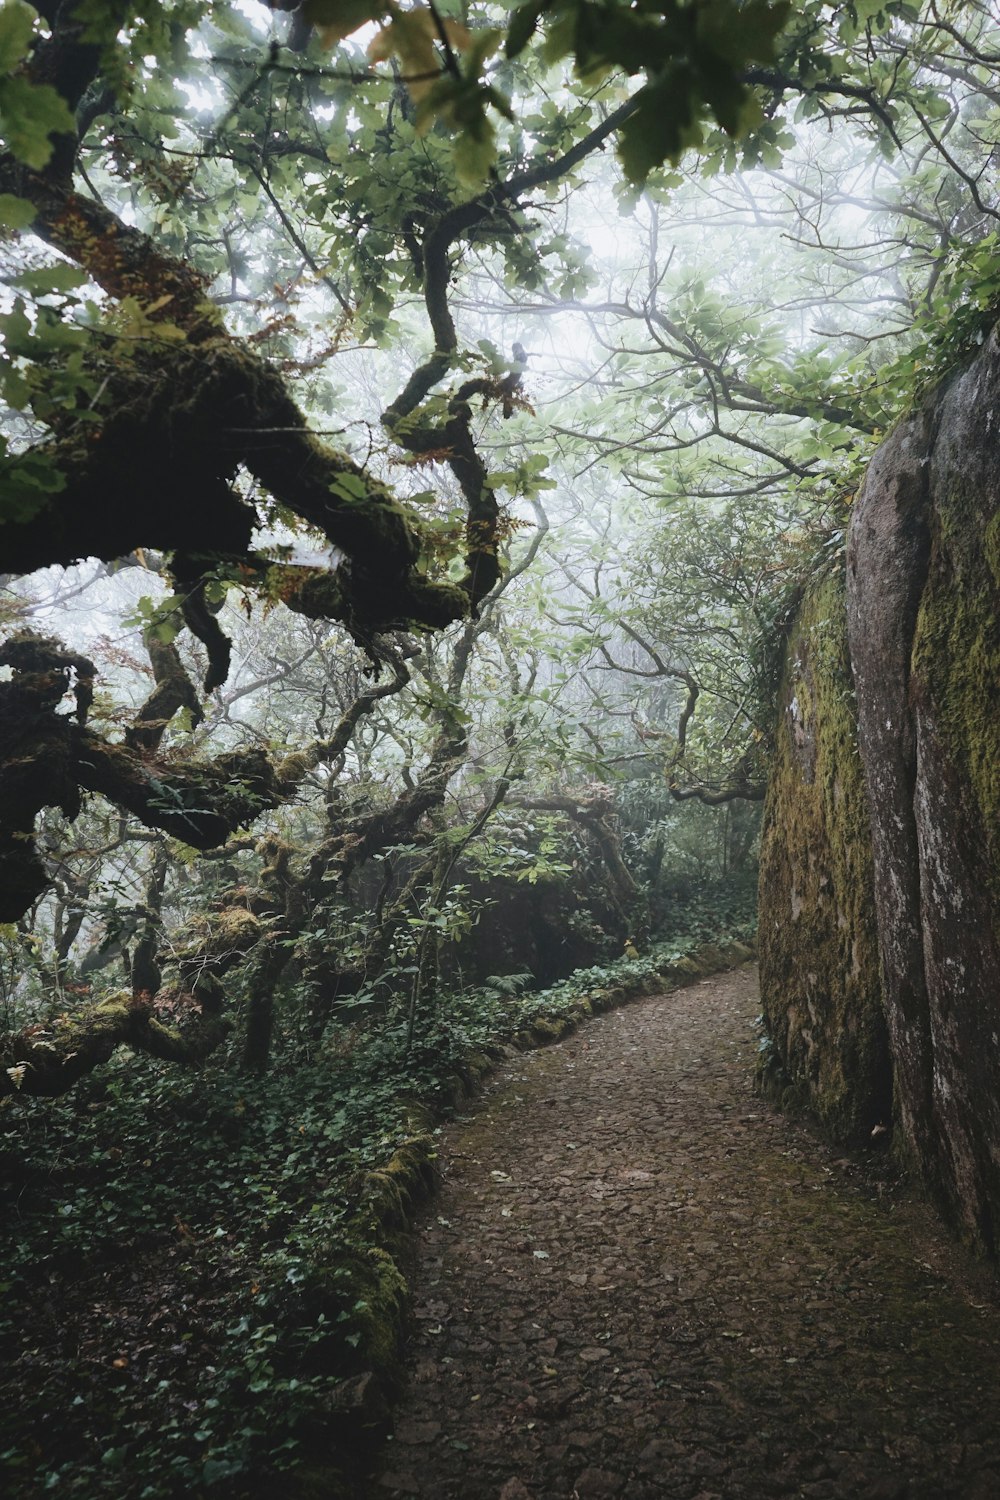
[{"left": 364, "top": 965, "right": 1000, "bottom": 1500}]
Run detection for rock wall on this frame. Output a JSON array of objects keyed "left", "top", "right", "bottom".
[
  {"left": 760, "top": 327, "right": 1000, "bottom": 1252},
  {"left": 847, "top": 331, "right": 1000, "bottom": 1252},
  {"left": 757, "top": 570, "right": 891, "bottom": 1143}
]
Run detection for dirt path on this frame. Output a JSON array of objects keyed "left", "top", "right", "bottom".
[{"left": 369, "top": 966, "right": 1000, "bottom": 1500}]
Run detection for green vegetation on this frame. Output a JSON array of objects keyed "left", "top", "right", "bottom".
[
  {"left": 2, "top": 0, "right": 1000, "bottom": 1490},
  {"left": 756, "top": 566, "right": 889, "bottom": 1142},
  {"left": 0, "top": 896, "right": 754, "bottom": 1498}
]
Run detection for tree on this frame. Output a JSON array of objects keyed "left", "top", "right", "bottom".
[
  {"left": 5, "top": 5, "right": 1000, "bottom": 1494},
  {"left": 0, "top": 0, "right": 785, "bottom": 1080},
  {"left": 3, "top": 0, "right": 1000, "bottom": 1092}
]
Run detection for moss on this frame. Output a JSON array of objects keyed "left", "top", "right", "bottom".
[
  {"left": 170, "top": 909, "right": 263, "bottom": 996},
  {"left": 75, "top": 735, "right": 280, "bottom": 849},
  {"left": 527, "top": 1016, "right": 572, "bottom": 1044},
  {"left": 6, "top": 335, "right": 468, "bottom": 638},
  {"left": 911, "top": 503, "right": 1000, "bottom": 910},
  {"left": 663, "top": 957, "right": 704, "bottom": 980},
  {"left": 279, "top": 1135, "right": 441, "bottom": 1489},
  {"left": 722, "top": 939, "right": 756, "bottom": 964},
  {"left": 187, "top": 906, "right": 262, "bottom": 949},
  {"left": 351, "top": 1247, "right": 409, "bottom": 1378},
  {"left": 692, "top": 944, "right": 728, "bottom": 971},
  {"left": 363, "top": 1137, "right": 437, "bottom": 1231},
  {"left": 2, "top": 989, "right": 232, "bottom": 1097},
  {"left": 293, "top": 1240, "right": 407, "bottom": 1386},
  {"left": 465, "top": 1050, "right": 493, "bottom": 1077},
  {"left": 757, "top": 567, "right": 891, "bottom": 1144},
  {"left": 984, "top": 508, "right": 1000, "bottom": 592}
]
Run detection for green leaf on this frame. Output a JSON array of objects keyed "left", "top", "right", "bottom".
[
  {"left": 0, "top": 75, "right": 76, "bottom": 168},
  {"left": 618, "top": 73, "right": 700, "bottom": 181},
  {"left": 699, "top": 66, "right": 750, "bottom": 136},
  {"left": 463, "top": 27, "right": 503, "bottom": 82},
  {"left": 0, "top": 192, "right": 35, "bottom": 228},
  {"left": 202, "top": 1456, "right": 246, "bottom": 1485},
  {"left": 696, "top": 0, "right": 791, "bottom": 65},
  {"left": 506, "top": 0, "right": 549, "bottom": 58},
  {"left": 0, "top": 442, "right": 66, "bottom": 525},
  {"left": 0, "top": 0, "right": 35, "bottom": 73},
  {"left": 150, "top": 616, "right": 182, "bottom": 645},
  {"left": 0, "top": 296, "right": 33, "bottom": 357},
  {"left": 453, "top": 118, "right": 497, "bottom": 185},
  {"left": 13, "top": 263, "right": 87, "bottom": 295},
  {"left": 0, "top": 361, "right": 30, "bottom": 408},
  {"left": 854, "top": 0, "right": 890, "bottom": 22},
  {"left": 329, "top": 471, "right": 369, "bottom": 503}
]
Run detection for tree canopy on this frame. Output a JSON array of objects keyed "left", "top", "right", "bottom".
[{"left": 2, "top": 0, "right": 999, "bottom": 1081}]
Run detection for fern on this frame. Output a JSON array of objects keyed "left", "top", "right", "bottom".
[{"left": 482, "top": 972, "right": 534, "bottom": 998}]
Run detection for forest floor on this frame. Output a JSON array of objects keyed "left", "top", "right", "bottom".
[{"left": 367, "top": 965, "right": 1000, "bottom": 1500}]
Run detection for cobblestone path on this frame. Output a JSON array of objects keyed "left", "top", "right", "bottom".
[{"left": 370, "top": 966, "right": 1000, "bottom": 1499}]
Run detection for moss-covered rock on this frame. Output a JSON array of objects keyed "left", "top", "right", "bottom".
[
  {"left": 848, "top": 325, "right": 1000, "bottom": 1251},
  {"left": 363, "top": 1136, "right": 437, "bottom": 1231},
  {"left": 758, "top": 568, "right": 891, "bottom": 1144}
]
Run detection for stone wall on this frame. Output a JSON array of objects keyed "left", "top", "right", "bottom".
[
  {"left": 760, "top": 327, "right": 1000, "bottom": 1252},
  {"left": 757, "top": 570, "right": 890, "bottom": 1143},
  {"left": 847, "top": 330, "right": 1000, "bottom": 1252}
]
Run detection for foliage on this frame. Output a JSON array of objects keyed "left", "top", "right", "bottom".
[
  {"left": 0, "top": 895, "right": 753, "bottom": 1496},
  {"left": 1, "top": 0, "right": 1000, "bottom": 1489},
  {"left": 0, "top": 1049, "right": 393, "bottom": 1495},
  {"left": 296, "top": 0, "right": 792, "bottom": 185},
  {"left": 0, "top": 0, "right": 75, "bottom": 169}
]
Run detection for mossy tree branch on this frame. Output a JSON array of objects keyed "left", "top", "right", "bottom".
[
  {"left": 0, "top": 630, "right": 424, "bottom": 923},
  {"left": 125, "top": 633, "right": 204, "bottom": 755},
  {"left": 0, "top": 979, "right": 229, "bottom": 1100},
  {"left": 509, "top": 792, "right": 640, "bottom": 918},
  {"left": 1, "top": 9, "right": 470, "bottom": 642},
  {"left": 380, "top": 102, "right": 637, "bottom": 605}
]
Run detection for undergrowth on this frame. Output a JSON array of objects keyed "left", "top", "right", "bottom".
[{"left": 0, "top": 885, "right": 755, "bottom": 1499}]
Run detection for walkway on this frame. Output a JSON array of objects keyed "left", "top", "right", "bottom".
[{"left": 370, "top": 966, "right": 1000, "bottom": 1499}]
